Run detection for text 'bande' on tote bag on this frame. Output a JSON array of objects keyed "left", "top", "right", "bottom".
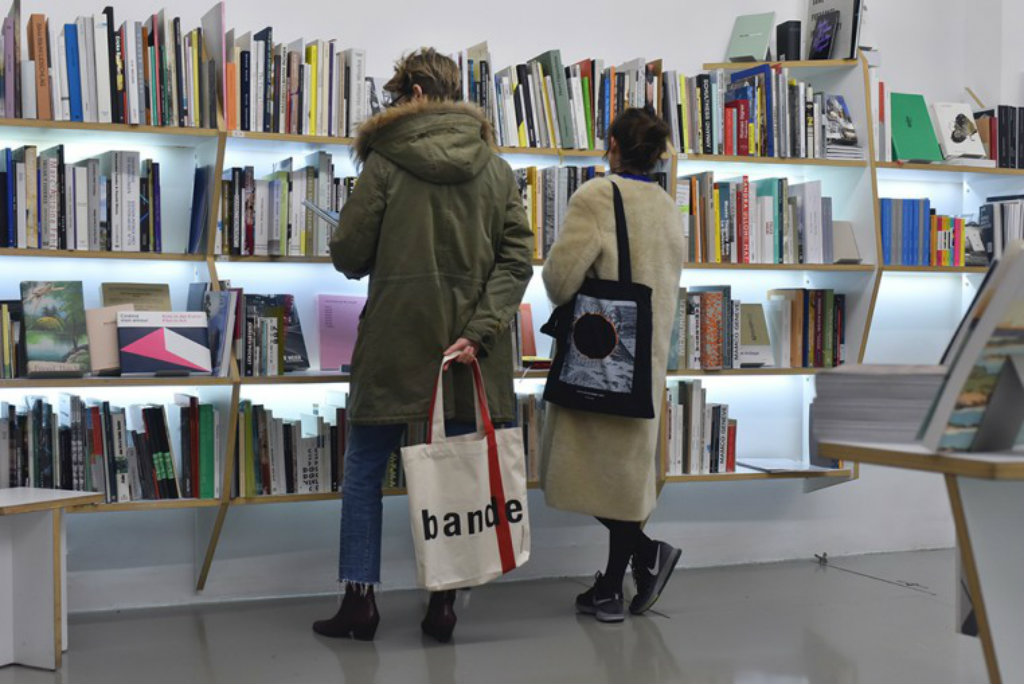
[
  {"left": 402, "top": 353, "right": 531, "bottom": 591},
  {"left": 540, "top": 182, "right": 655, "bottom": 419}
]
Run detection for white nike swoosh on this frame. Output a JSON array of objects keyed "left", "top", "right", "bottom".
[{"left": 647, "top": 549, "right": 660, "bottom": 576}]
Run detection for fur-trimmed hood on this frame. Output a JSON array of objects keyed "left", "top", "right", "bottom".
[{"left": 353, "top": 99, "right": 497, "bottom": 185}]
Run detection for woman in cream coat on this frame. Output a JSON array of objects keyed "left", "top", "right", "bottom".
[{"left": 540, "top": 108, "right": 685, "bottom": 623}]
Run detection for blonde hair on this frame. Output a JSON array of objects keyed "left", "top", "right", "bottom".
[{"left": 384, "top": 48, "right": 461, "bottom": 102}]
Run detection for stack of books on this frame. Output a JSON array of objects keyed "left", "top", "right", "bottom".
[
  {"left": 217, "top": 152, "right": 354, "bottom": 257},
  {"left": 766, "top": 288, "right": 847, "bottom": 369},
  {"left": 671, "top": 66, "right": 864, "bottom": 161},
  {"left": 809, "top": 364, "right": 946, "bottom": 466},
  {"left": 879, "top": 198, "right": 982, "bottom": 267},
  {"left": 0, "top": 394, "right": 222, "bottom": 501},
  {"left": 978, "top": 194, "right": 1024, "bottom": 265},
  {"left": 677, "top": 174, "right": 850, "bottom": 264},
  {"left": 664, "top": 380, "right": 736, "bottom": 475},
  {"left": 666, "top": 287, "right": 775, "bottom": 371},
  {"left": 235, "top": 399, "right": 344, "bottom": 496},
  {"left": 513, "top": 164, "right": 604, "bottom": 259},
  {"left": 235, "top": 292, "right": 309, "bottom": 377},
  {"left": 515, "top": 390, "right": 544, "bottom": 482},
  {"left": 2, "top": 5, "right": 222, "bottom": 127},
  {"left": 0, "top": 146, "right": 163, "bottom": 253}
]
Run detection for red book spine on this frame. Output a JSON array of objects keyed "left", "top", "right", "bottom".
[
  {"left": 991, "top": 117, "right": 999, "bottom": 163},
  {"left": 724, "top": 104, "right": 735, "bottom": 156},
  {"left": 699, "top": 291, "right": 724, "bottom": 370},
  {"left": 726, "top": 420, "right": 736, "bottom": 472},
  {"left": 814, "top": 290, "right": 825, "bottom": 368},
  {"left": 737, "top": 100, "right": 750, "bottom": 156}
]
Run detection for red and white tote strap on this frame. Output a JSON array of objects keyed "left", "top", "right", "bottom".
[
  {"left": 425, "top": 354, "right": 488, "bottom": 443},
  {"left": 469, "top": 360, "right": 517, "bottom": 573}
]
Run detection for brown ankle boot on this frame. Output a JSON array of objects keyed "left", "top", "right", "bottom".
[
  {"left": 313, "top": 583, "right": 379, "bottom": 640},
  {"left": 421, "top": 590, "right": 457, "bottom": 643}
]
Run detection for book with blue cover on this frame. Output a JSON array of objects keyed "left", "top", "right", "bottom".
[{"left": 63, "top": 24, "right": 83, "bottom": 122}]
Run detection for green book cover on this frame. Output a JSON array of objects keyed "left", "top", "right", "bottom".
[
  {"left": 890, "top": 93, "right": 943, "bottom": 162},
  {"left": 198, "top": 403, "right": 215, "bottom": 499},
  {"left": 726, "top": 12, "right": 775, "bottom": 62},
  {"left": 243, "top": 400, "right": 256, "bottom": 498},
  {"left": 20, "top": 281, "right": 90, "bottom": 377},
  {"left": 581, "top": 76, "right": 594, "bottom": 150},
  {"left": 532, "top": 50, "right": 575, "bottom": 149}
]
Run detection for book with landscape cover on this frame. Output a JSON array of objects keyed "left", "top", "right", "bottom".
[
  {"left": 117, "top": 311, "right": 212, "bottom": 375},
  {"left": 244, "top": 294, "right": 309, "bottom": 372},
  {"left": 316, "top": 294, "right": 365, "bottom": 372},
  {"left": 20, "top": 280, "right": 90, "bottom": 376}
]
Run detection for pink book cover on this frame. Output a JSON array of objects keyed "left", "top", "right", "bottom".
[{"left": 316, "top": 294, "right": 365, "bottom": 371}]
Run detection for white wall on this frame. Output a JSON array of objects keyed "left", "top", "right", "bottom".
[{"left": 38, "top": 0, "right": 1019, "bottom": 611}]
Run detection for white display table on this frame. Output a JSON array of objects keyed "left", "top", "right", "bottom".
[
  {"left": 0, "top": 488, "right": 103, "bottom": 670},
  {"left": 819, "top": 441, "right": 1024, "bottom": 684}
]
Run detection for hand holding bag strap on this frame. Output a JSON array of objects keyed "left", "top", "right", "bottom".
[
  {"left": 611, "top": 182, "right": 632, "bottom": 285},
  {"left": 467, "top": 359, "right": 517, "bottom": 573},
  {"left": 425, "top": 354, "right": 491, "bottom": 444}
]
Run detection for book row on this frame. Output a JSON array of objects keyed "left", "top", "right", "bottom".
[
  {"left": 871, "top": 82, "right": 1024, "bottom": 169},
  {"left": 664, "top": 380, "right": 736, "bottom": 476},
  {"left": 512, "top": 164, "right": 606, "bottom": 260},
  {"left": 677, "top": 173, "right": 861, "bottom": 265},
  {"left": 0, "top": 393, "right": 221, "bottom": 502},
  {"left": 766, "top": 288, "right": 848, "bottom": 369},
  {"left": 215, "top": 153, "right": 355, "bottom": 257},
  {"left": 669, "top": 66, "right": 863, "bottom": 162},
  {"left": 0, "top": 146, "right": 166, "bottom": 252},
  {"left": 3, "top": 3, "right": 222, "bottom": 128}
]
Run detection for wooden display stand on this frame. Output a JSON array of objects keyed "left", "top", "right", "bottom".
[
  {"left": 0, "top": 488, "right": 103, "bottom": 670},
  {"left": 818, "top": 439, "right": 1024, "bottom": 684}
]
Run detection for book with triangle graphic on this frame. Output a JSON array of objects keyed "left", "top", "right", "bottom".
[{"left": 117, "top": 311, "right": 212, "bottom": 375}]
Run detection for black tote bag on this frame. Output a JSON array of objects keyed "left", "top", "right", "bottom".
[{"left": 540, "top": 182, "right": 655, "bottom": 419}]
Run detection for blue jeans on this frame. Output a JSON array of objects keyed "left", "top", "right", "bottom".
[{"left": 339, "top": 420, "right": 476, "bottom": 584}]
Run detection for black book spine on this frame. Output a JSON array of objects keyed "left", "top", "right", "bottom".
[
  {"left": 56, "top": 146, "right": 66, "bottom": 249},
  {"left": 139, "top": 167, "right": 150, "bottom": 252},
  {"left": 173, "top": 19, "right": 186, "bottom": 127},
  {"left": 517, "top": 64, "right": 536, "bottom": 147},
  {"left": 179, "top": 406, "right": 191, "bottom": 498},
  {"left": 0, "top": 170, "right": 7, "bottom": 247},
  {"left": 101, "top": 402, "right": 116, "bottom": 501},
  {"left": 240, "top": 51, "right": 251, "bottom": 132},
  {"left": 283, "top": 422, "right": 294, "bottom": 494},
  {"left": 272, "top": 54, "right": 282, "bottom": 133},
  {"left": 103, "top": 8, "right": 121, "bottom": 124},
  {"left": 1017, "top": 107, "right": 1024, "bottom": 170},
  {"left": 59, "top": 426, "right": 72, "bottom": 490},
  {"left": 263, "top": 32, "right": 273, "bottom": 133},
  {"left": 697, "top": 75, "right": 712, "bottom": 154}
]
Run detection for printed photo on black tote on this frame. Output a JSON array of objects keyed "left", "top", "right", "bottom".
[{"left": 541, "top": 182, "right": 655, "bottom": 419}]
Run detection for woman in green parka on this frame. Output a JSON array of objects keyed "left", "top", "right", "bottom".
[{"left": 312, "top": 48, "right": 533, "bottom": 643}]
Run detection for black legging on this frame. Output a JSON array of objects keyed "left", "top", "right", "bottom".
[{"left": 596, "top": 517, "right": 656, "bottom": 593}]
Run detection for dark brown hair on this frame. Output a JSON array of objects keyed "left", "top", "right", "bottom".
[
  {"left": 384, "top": 48, "right": 461, "bottom": 102},
  {"left": 607, "top": 107, "right": 670, "bottom": 173}
]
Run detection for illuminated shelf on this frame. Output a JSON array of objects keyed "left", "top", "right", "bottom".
[
  {"left": 226, "top": 130, "right": 354, "bottom": 146},
  {"left": 0, "top": 376, "right": 232, "bottom": 388},
  {"left": 663, "top": 467, "right": 852, "bottom": 483},
  {"left": 515, "top": 368, "right": 824, "bottom": 380},
  {"left": 0, "top": 248, "right": 206, "bottom": 261},
  {"left": 684, "top": 262, "right": 874, "bottom": 272},
  {"left": 232, "top": 482, "right": 542, "bottom": 505},
  {"left": 215, "top": 254, "right": 333, "bottom": 263},
  {"left": 881, "top": 265, "right": 988, "bottom": 275},
  {"left": 701, "top": 59, "right": 860, "bottom": 71},
  {"left": 681, "top": 154, "right": 866, "bottom": 168},
  {"left": 68, "top": 498, "right": 223, "bottom": 513},
  {"left": 239, "top": 373, "right": 351, "bottom": 385},
  {"left": 875, "top": 161, "right": 1024, "bottom": 177}
]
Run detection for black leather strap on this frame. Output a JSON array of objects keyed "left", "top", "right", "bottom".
[{"left": 610, "top": 182, "right": 632, "bottom": 284}]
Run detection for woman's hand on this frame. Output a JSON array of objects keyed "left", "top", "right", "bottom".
[{"left": 443, "top": 338, "right": 480, "bottom": 367}]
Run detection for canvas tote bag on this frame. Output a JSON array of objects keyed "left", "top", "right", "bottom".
[
  {"left": 540, "top": 182, "right": 655, "bottom": 418},
  {"left": 402, "top": 354, "right": 530, "bottom": 591}
]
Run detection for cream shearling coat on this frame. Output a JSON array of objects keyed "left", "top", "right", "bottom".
[{"left": 539, "top": 175, "right": 684, "bottom": 521}]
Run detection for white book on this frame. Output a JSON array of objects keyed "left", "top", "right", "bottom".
[
  {"left": 318, "top": 40, "right": 328, "bottom": 137},
  {"left": 83, "top": 17, "right": 98, "bottom": 123},
  {"left": 500, "top": 74, "right": 516, "bottom": 147},
  {"left": 123, "top": 151, "right": 140, "bottom": 251},
  {"left": 701, "top": 397, "right": 713, "bottom": 474},
  {"left": 20, "top": 61, "right": 36, "bottom": 118},
  {"left": 343, "top": 48, "right": 366, "bottom": 136},
  {"left": 159, "top": 10, "right": 178, "bottom": 128},
  {"left": 253, "top": 178, "right": 268, "bottom": 256},
  {"left": 790, "top": 181, "right": 823, "bottom": 264},
  {"left": 253, "top": 37, "right": 265, "bottom": 133},
  {"left": 289, "top": 169, "right": 304, "bottom": 255},
  {"left": 0, "top": 411, "right": 9, "bottom": 488},
  {"left": 528, "top": 62, "right": 548, "bottom": 148},
  {"left": 57, "top": 28, "right": 70, "bottom": 120},
  {"left": 123, "top": 24, "right": 139, "bottom": 124},
  {"left": 184, "top": 32, "right": 195, "bottom": 128},
  {"left": 74, "top": 18, "right": 92, "bottom": 122},
  {"left": 93, "top": 14, "right": 111, "bottom": 123},
  {"left": 279, "top": 44, "right": 289, "bottom": 134},
  {"left": 48, "top": 22, "right": 63, "bottom": 121},
  {"left": 570, "top": 70, "right": 587, "bottom": 149},
  {"left": 302, "top": 67, "right": 312, "bottom": 137},
  {"left": 111, "top": 410, "right": 131, "bottom": 502},
  {"left": 270, "top": 415, "right": 285, "bottom": 495},
  {"left": 73, "top": 164, "right": 89, "bottom": 250},
  {"left": 334, "top": 50, "right": 346, "bottom": 138}
]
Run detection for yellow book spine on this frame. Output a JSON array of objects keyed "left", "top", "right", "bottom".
[
  {"left": 1, "top": 304, "right": 9, "bottom": 376},
  {"left": 713, "top": 185, "right": 722, "bottom": 263},
  {"left": 191, "top": 30, "right": 201, "bottom": 126},
  {"left": 306, "top": 45, "right": 318, "bottom": 135},
  {"left": 527, "top": 167, "right": 540, "bottom": 257},
  {"left": 538, "top": 66, "right": 558, "bottom": 150}
]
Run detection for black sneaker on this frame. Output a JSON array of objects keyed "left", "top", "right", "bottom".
[
  {"left": 575, "top": 573, "right": 625, "bottom": 623},
  {"left": 629, "top": 540, "right": 681, "bottom": 615}
]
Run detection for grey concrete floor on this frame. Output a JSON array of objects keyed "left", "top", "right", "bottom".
[{"left": 1, "top": 549, "right": 988, "bottom": 683}]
